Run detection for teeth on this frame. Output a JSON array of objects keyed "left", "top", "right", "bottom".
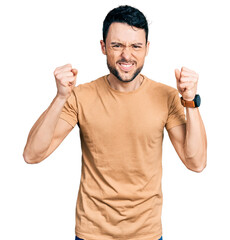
[{"left": 120, "top": 64, "right": 132, "bottom": 67}]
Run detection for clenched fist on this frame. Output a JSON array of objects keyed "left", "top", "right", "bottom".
[
  {"left": 54, "top": 63, "right": 78, "bottom": 100},
  {"left": 175, "top": 66, "right": 199, "bottom": 101}
]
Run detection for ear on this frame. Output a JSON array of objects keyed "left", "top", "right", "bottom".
[
  {"left": 100, "top": 40, "right": 107, "bottom": 55},
  {"left": 145, "top": 41, "right": 150, "bottom": 56}
]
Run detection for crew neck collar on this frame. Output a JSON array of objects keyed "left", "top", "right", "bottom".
[{"left": 103, "top": 74, "right": 147, "bottom": 95}]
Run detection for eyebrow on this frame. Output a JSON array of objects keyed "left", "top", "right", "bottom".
[{"left": 110, "top": 42, "right": 143, "bottom": 45}]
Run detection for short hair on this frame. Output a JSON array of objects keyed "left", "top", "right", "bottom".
[{"left": 102, "top": 5, "right": 149, "bottom": 44}]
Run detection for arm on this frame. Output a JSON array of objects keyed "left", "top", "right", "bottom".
[
  {"left": 168, "top": 107, "right": 207, "bottom": 172},
  {"left": 168, "top": 66, "right": 207, "bottom": 172},
  {"left": 23, "top": 96, "right": 73, "bottom": 164},
  {"left": 23, "top": 64, "right": 78, "bottom": 164}
]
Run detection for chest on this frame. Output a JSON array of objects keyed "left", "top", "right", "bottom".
[{"left": 78, "top": 94, "right": 168, "bottom": 145}]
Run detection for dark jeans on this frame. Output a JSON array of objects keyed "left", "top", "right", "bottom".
[{"left": 75, "top": 236, "right": 163, "bottom": 240}]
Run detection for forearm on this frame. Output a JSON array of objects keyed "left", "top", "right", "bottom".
[
  {"left": 23, "top": 95, "right": 67, "bottom": 163},
  {"left": 184, "top": 107, "right": 207, "bottom": 171}
]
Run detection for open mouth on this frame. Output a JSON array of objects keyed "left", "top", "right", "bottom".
[{"left": 118, "top": 62, "right": 134, "bottom": 72}]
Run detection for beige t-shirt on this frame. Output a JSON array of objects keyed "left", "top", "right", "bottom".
[{"left": 60, "top": 74, "right": 186, "bottom": 240}]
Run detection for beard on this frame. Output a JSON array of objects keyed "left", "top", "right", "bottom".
[{"left": 106, "top": 59, "right": 144, "bottom": 83}]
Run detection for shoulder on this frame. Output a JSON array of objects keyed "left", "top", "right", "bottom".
[
  {"left": 144, "top": 75, "right": 178, "bottom": 97},
  {"left": 72, "top": 76, "right": 104, "bottom": 96}
]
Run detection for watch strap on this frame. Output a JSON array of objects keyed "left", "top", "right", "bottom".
[{"left": 180, "top": 97, "right": 196, "bottom": 108}]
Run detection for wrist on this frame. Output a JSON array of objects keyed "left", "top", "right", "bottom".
[
  {"left": 181, "top": 97, "right": 194, "bottom": 101},
  {"left": 181, "top": 94, "right": 201, "bottom": 108},
  {"left": 56, "top": 93, "right": 69, "bottom": 102},
  {"left": 55, "top": 94, "right": 69, "bottom": 105}
]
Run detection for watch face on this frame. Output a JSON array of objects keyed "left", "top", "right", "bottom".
[{"left": 194, "top": 94, "right": 201, "bottom": 107}]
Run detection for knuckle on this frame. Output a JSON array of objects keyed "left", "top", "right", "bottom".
[{"left": 66, "top": 63, "right": 72, "bottom": 69}]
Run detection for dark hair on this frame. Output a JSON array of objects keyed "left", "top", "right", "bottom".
[{"left": 103, "top": 5, "right": 149, "bottom": 44}]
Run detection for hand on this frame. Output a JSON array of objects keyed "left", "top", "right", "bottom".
[
  {"left": 54, "top": 63, "right": 78, "bottom": 100},
  {"left": 175, "top": 66, "right": 199, "bottom": 101}
]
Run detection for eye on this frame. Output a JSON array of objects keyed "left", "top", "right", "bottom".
[
  {"left": 133, "top": 45, "right": 141, "bottom": 49},
  {"left": 112, "top": 44, "right": 121, "bottom": 48}
]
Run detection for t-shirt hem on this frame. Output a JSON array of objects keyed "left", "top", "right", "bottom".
[
  {"left": 59, "top": 114, "right": 77, "bottom": 128},
  {"left": 166, "top": 120, "right": 186, "bottom": 131},
  {"left": 75, "top": 230, "right": 162, "bottom": 240}
]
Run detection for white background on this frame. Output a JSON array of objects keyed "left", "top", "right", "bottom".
[{"left": 0, "top": 0, "right": 229, "bottom": 239}]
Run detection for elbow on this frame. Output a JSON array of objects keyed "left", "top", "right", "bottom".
[
  {"left": 190, "top": 163, "right": 206, "bottom": 173},
  {"left": 185, "top": 146, "right": 207, "bottom": 173},
  {"left": 23, "top": 149, "right": 42, "bottom": 164},
  {"left": 186, "top": 157, "right": 207, "bottom": 173}
]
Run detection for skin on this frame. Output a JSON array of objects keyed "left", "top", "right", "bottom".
[
  {"left": 168, "top": 104, "right": 207, "bottom": 172},
  {"left": 23, "top": 22, "right": 207, "bottom": 173},
  {"left": 170, "top": 66, "right": 207, "bottom": 172},
  {"left": 23, "top": 64, "right": 78, "bottom": 163},
  {"left": 100, "top": 22, "right": 150, "bottom": 92}
]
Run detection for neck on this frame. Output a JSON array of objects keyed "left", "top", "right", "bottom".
[{"left": 107, "top": 73, "right": 144, "bottom": 92}]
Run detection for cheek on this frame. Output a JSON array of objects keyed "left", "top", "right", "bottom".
[
  {"left": 107, "top": 52, "right": 119, "bottom": 63},
  {"left": 136, "top": 52, "right": 146, "bottom": 64}
]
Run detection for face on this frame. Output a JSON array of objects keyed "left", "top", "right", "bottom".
[{"left": 100, "top": 22, "right": 150, "bottom": 82}]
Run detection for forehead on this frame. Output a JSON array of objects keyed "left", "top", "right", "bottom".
[{"left": 106, "top": 22, "right": 146, "bottom": 44}]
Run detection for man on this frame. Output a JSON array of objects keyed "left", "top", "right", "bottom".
[{"left": 23, "top": 5, "right": 207, "bottom": 240}]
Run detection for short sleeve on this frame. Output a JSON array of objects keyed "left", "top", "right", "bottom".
[
  {"left": 59, "top": 89, "right": 78, "bottom": 128},
  {"left": 165, "top": 90, "right": 186, "bottom": 131}
]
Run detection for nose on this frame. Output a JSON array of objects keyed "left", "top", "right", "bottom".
[{"left": 121, "top": 46, "right": 132, "bottom": 60}]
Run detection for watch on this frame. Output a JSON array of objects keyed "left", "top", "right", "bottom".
[{"left": 180, "top": 94, "right": 201, "bottom": 108}]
